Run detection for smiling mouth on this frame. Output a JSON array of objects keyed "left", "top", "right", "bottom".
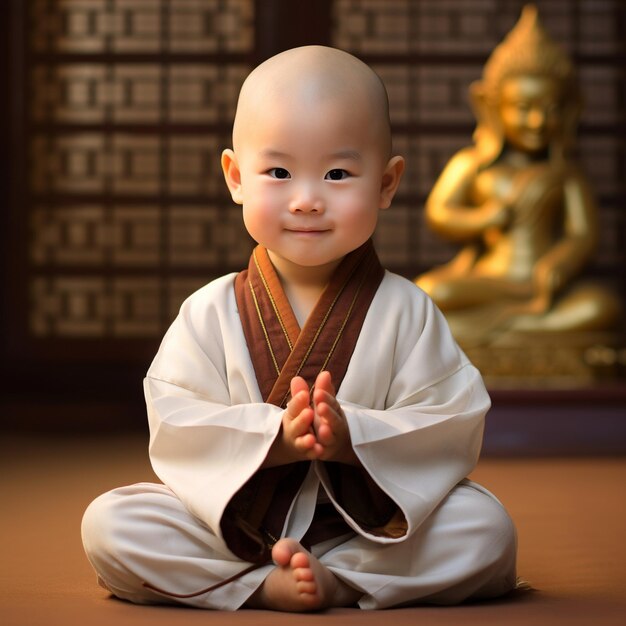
[{"left": 286, "top": 228, "right": 330, "bottom": 234}]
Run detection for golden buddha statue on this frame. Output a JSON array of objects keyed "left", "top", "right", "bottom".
[{"left": 415, "top": 5, "right": 622, "bottom": 382}]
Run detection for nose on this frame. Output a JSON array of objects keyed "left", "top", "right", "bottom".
[
  {"left": 288, "top": 183, "right": 325, "bottom": 213},
  {"left": 526, "top": 107, "right": 546, "bottom": 129}
]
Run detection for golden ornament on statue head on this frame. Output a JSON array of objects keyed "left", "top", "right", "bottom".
[{"left": 415, "top": 4, "right": 622, "bottom": 385}]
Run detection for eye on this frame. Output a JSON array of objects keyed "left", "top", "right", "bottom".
[
  {"left": 268, "top": 168, "right": 291, "bottom": 179},
  {"left": 325, "top": 169, "right": 349, "bottom": 181}
]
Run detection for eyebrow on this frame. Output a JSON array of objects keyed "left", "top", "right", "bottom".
[
  {"left": 331, "top": 150, "right": 362, "bottom": 161},
  {"left": 259, "top": 149, "right": 290, "bottom": 159},
  {"left": 258, "top": 149, "right": 362, "bottom": 161}
]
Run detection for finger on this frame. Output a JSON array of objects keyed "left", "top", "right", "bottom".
[
  {"left": 314, "top": 397, "right": 341, "bottom": 423},
  {"left": 314, "top": 402, "right": 341, "bottom": 445},
  {"left": 286, "top": 389, "right": 310, "bottom": 419},
  {"left": 315, "top": 371, "right": 335, "bottom": 396},
  {"left": 294, "top": 432, "right": 317, "bottom": 452},
  {"left": 313, "top": 386, "right": 338, "bottom": 415},
  {"left": 296, "top": 435, "right": 328, "bottom": 462},
  {"left": 287, "top": 406, "right": 314, "bottom": 436},
  {"left": 290, "top": 376, "right": 310, "bottom": 401},
  {"left": 315, "top": 419, "right": 335, "bottom": 447},
  {"left": 296, "top": 438, "right": 325, "bottom": 459}
]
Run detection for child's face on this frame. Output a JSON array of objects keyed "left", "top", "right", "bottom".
[{"left": 224, "top": 93, "right": 400, "bottom": 275}]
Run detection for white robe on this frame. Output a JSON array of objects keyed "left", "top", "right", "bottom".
[{"left": 81, "top": 270, "right": 517, "bottom": 609}]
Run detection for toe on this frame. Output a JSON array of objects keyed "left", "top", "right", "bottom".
[
  {"left": 290, "top": 551, "right": 310, "bottom": 571},
  {"left": 295, "top": 579, "right": 317, "bottom": 594},
  {"left": 272, "top": 539, "right": 298, "bottom": 567},
  {"left": 293, "top": 566, "right": 315, "bottom": 583}
]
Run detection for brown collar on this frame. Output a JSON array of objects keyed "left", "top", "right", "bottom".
[{"left": 234, "top": 240, "right": 384, "bottom": 407}]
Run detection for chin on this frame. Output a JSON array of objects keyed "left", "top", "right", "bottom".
[{"left": 521, "top": 137, "right": 549, "bottom": 152}]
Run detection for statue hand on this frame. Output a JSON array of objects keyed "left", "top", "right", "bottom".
[
  {"left": 484, "top": 199, "right": 512, "bottom": 230},
  {"left": 532, "top": 261, "right": 563, "bottom": 308}
]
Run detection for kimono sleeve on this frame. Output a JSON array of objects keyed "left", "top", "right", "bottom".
[
  {"left": 144, "top": 275, "right": 284, "bottom": 539},
  {"left": 318, "top": 272, "right": 490, "bottom": 542}
]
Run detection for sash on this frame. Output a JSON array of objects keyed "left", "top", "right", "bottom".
[{"left": 221, "top": 240, "right": 385, "bottom": 563}]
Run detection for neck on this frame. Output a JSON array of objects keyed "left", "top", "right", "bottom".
[
  {"left": 502, "top": 146, "right": 549, "bottom": 167},
  {"left": 266, "top": 252, "right": 344, "bottom": 327},
  {"left": 266, "top": 251, "right": 343, "bottom": 290}
]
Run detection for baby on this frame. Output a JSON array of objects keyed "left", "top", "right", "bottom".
[{"left": 82, "top": 46, "right": 517, "bottom": 612}]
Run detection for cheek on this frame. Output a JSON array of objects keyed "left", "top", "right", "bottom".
[
  {"left": 337, "top": 192, "right": 380, "bottom": 235},
  {"left": 339, "top": 180, "right": 379, "bottom": 207},
  {"left": 242, "top": 186, "right": 278, "bottom": 216},
  {"left": 242, "top": 204, "right": 269, "bottom": 238},
  {"left": 242, "top": 189, "right": 280, "bottom": 238},
  {"left": 501, "top": 112, "right": 520, "bottom": 134}
]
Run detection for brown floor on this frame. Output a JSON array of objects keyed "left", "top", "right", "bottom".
[{"left": 2, "top": 434, "right": 625, "bottom": 626}]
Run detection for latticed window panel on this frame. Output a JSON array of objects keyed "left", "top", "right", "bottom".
[
  {"left": 578, "top": 136, "right": 624, "bottom": 197},
  {"left": 31, "top": 134, "right": 228, "bottom": 196},
  {"left": 31, "top": 205, "right": 161, "bottom": 267},
  {"left": 30, "top": 0, "right": 254, "bottom": 53},
  {"left": 333, "top": 0, "right": 621, "bottom": 55},
  {"left": 334, "top": 0, "right": 500, "bottom": 54},
  {"left": 578, "top": 66, "right": 622, "bottom": 127},
  {"left": 30, "top": 274, "right": 225, "bottom": 338},
  {"left": 374, "top": 204, "right": 457, "bottom": 272},
  {"left": 27, "top": 0, "right": 254, "bottom": 339},
  {"left": 392, "top": 134, "right": 469, "bottom": 198},
  {"left": 168, "top": 206, "right": 253, "bottom": 269},
  {"left": 31, "top": 276, "right": 162, "bottom": 337},
  {"left": 31, "top": 63, "right": 248, "bottom": 124},
  {"left": 167, "top": 137, "right": 226, "bottom": 196},
  {"left": 374, "top": 64, "right": 482, "bottom": 126}
]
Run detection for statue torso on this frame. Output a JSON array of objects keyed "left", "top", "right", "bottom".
[{"left": 469, "top": 159, "right": 564, "bottom": 281}]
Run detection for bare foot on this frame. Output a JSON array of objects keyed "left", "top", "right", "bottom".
[{"left": 246, "top": 538, "right": 359, "bottom": 612}]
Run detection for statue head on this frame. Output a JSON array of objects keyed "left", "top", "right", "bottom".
[{"left": 470, "top": 4, "right": 581, "bottom": 164}]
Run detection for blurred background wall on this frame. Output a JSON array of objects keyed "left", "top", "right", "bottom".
[{"left": 1, "top": 0, "right": 624, "bottom": 449}]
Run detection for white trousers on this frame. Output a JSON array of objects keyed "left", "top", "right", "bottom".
[{"left": 81, "top": 480, "right": 517, "bottom": 610}]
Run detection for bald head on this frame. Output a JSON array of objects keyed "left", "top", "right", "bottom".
[{"left": 232, "top": 46, "right": 392, "bottom": 158}]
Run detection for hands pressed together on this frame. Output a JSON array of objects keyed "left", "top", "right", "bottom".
[{"left": 265, "top": 371, "right": 359, "bottom": 467}]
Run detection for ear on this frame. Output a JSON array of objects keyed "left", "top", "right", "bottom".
[
  {"left": 469, "top": 81, "right": 488, "bottom": 115},
  {"left": 379, "top": 155, "right": 405, "bottom": 210},
  {"left": 221, "top": 148, "right": 243, "bottom": 205}
]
